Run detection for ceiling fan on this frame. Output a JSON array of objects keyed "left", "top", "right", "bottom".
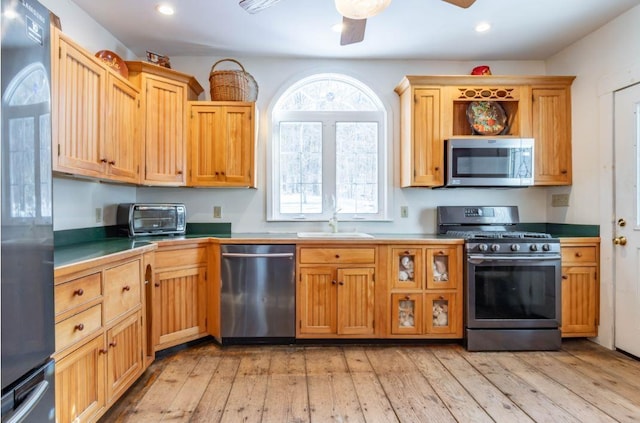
[{"left": 239, "top": 0, "right": 476, "bottom": 45}]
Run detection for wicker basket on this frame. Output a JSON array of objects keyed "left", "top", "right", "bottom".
[{"left": 209, "top": 58, "right": 258, "bottom": 102}]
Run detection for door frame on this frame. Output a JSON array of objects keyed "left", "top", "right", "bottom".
[{"left": 598, "top": 63, "right": 640, "bottom": 349}]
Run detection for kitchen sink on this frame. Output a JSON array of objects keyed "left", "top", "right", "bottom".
[{"left": 296, "top": 232, "right": 374, "bottom": 239}]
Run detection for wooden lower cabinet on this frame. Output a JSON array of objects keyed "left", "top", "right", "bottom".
[
  {"left": 55, "top": 334, "right": 106, "bottom": 423},
  {"left": 106, "top": 311, "right": 144, "bottom": 402},
  {"left": 151, "top": 243, "right": 208, "bottom": 350},
  {"left": 560, "top": 239, "right": 600, "bottom": 337}
]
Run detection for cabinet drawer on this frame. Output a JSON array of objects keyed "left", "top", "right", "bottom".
[
  {"left": 299, "top": 247, "right": 375, "bottom": 264},
  {"left": 55, "top": 272, "right": 102, "bottom": 317},
  {"left": 104, "top": 260, "right": 141, "bottom": 323},
  {"left": 55, "top": 304, "right": 102, "bottom": 352},
  {"left": 155, "top": 246, "right": 207, "bottom": 269},
  {"left": 562, "top": 246, "right": 597, "bottom": 264}
]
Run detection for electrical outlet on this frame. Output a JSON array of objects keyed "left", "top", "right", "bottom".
[
  {"left": 400, "top": 206, "right": 409, "bottom": 218},
  {"left": 95, "top": 207, "right": 103, "bottom": 223},
  {"left": 551, "top": 194, "right": 570, "bottom": 207},
  {"left": 213, "top": 206, "right": 222, "bottom": 219}
]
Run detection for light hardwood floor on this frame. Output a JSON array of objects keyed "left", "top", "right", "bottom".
[{"left": 100, "top": 339, "right": 640, "bottom": 423}]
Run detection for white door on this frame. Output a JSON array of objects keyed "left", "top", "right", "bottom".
[{"left": 614, "top": 82, "right": 640, "bottom": 357}]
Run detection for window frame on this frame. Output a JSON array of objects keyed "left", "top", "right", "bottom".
[{"left": 267, "top": 73, "right": 390, "bottom": 222}]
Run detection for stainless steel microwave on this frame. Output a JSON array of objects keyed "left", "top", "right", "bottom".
[
  {"left": 116, "top": 203, "right": 186, "bottom": 236},
  {"left": 445, "top": 138, "right": 534, "bottom": 187}
]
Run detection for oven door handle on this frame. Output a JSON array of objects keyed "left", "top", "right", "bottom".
[{"left": 467, "top": 254, "right": 561, "bottom": 263}]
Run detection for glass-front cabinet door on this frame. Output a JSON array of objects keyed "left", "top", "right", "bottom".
[
  {"left": 391, "top": 293, "right": 423, "bottom": 335},
  {"left": 425, "top": 293, "right": 457, "bottom": 335},
  {"left": 391, "top": 248, "right": 422, "bottom": 290},
  {"left": 425, "top": 247, "right": 457, "bottom": 290}
]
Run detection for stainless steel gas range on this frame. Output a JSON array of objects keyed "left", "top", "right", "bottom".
[{"left": 437, "top": 206, "right": 562, "bottom": 351}]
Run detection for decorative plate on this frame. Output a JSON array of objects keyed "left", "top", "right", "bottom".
[
  {"left": 466, "top": 101, "right": 507, "bottom": 135},
  {"left": 95, "top": 50, "right": 128, "bottom": 78}
]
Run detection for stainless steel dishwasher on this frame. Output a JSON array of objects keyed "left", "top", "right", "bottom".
[{"left": 220, "top": 244, "right": 295, "bottom": 343}]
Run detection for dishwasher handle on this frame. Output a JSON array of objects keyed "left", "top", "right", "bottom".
[{"left": 221, "top": 252, "right": 294, "bottom": 259}]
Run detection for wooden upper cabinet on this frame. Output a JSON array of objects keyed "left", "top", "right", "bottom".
[
  {"left": 54, "top": 34, "right": 107, "bottom": 176},
  {"left": 532, "top": 86, "right": 573, "bottom": 185},
  {"left": 395, "top": 75, "right": 574, "bottom": 187},
  {"left": 188, "top": 102, "right": 256, "bottom": 187},
  {"left": 126, "top": 61, "right": 203, "bottom": 186},
  {"left": 52, "top": 30, "right": 140, "bottom": 183},
  {"left": 397, "top": 86, "right": 442, "bottom": 187},
  {"left": 105, "top": 74, "right": 140, "bottom": 183}
]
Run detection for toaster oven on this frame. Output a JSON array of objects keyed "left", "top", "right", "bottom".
[{"left": 116, "top": 203, "right": 186, "bottom": 236}]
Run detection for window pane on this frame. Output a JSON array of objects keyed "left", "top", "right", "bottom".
[
  {"left": 279, "top": 122, "right": 323, "bottom": 214},
  {"left": 278, "top": 79, "right": 377, "bottom": 111},
  {"left": 336, "top": 122, "right": 378, "bottom": 213}
]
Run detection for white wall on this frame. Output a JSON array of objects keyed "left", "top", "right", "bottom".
[{"left": 545, "top": 4, "right": 640, "bottom": 348}]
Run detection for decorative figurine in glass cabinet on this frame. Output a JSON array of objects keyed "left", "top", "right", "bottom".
[
  {"left": 398, "top": 299, "right": 416, "bottom": 327},
  {"left": 432, "top": 298, "right": 449, "bottom": 327},
  {"left": 432, "top": 256, "right": 449, "bottom": 281},
  {"left": 398, "top": 255, "right": 415, "bottom": 282}
]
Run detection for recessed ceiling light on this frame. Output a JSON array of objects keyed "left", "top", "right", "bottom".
[
  {"left": 156, "top": 4, "right": 175, "bottom": 16},
  {"left": 475, "top": 22, "right": 491, "bottom": 33},
  {"left": 331, "top": 22, "right": 343, "bottom": 33}
]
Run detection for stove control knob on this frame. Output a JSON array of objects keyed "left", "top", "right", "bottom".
[
  {"left": 477, "top": 244, "right": 488, "bottom": 252},
  {"left": 530, "top": 244, "right": 539, "bottom": 251},
  {"left": 542, "top": 244, "right": 551, "bottom": 251},
  {"left": 511, "top": 244, "right": 521, "bottom": 251},
  {"left": 490, "top": 244, "right": 500, "bottom": 252}
]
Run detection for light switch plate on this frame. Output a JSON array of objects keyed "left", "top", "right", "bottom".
[
  {"left": 551, "top": 194, "right": 569, "bottom": 207},
  {"left": 400, "top": 206, "right": 409, "bottom": 218},
  {"left": 213, "top": 206, "right": 222, "bottom": 218}
]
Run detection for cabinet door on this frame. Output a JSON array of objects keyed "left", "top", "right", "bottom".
[
  {"left": 105, "top": 74, "right": 140, "bottom": 183},
  {"left": 188, "top": 104, "right": 223, "bottom": 185},
  {"left": 55, "top": 334, "right": 106, "bottom": 423},
  {"left": 425, "top": 247, "right": 458, "bottom": 290},
  {"left": 298, "top": 267, "right": 337, "bottom": 335},
  {"left": 55, "top": 36, "right": 106, "bottom": 176},
  {"left": 153, "top": 265, "right": 207, "bottom": 349},
  {"left": 337, "top": 267, "right": 375, "bottom": 335},
  {"left": 561, "top": 266, "right": 598, "bottom": 337},
  {"left": 425, "top": 293, "right": 459, "bottom": 335},
  {"left": 391, "top": 248, "right": 422, "bottom": 290},
  {"left": 106, "top": 311, "right": 143, "bottom": 402},
  {"left": 390, "top": 293, "right": 423, "bottom": 335},
  {"left": 143, "top": 76, "right": 186, "bottom": 185},
  {"left": 532, "top": 87, "right": 572, "bottom": 185},
  {"left": 220, "top": 105, "right": 254, "bottom": 185},
  {"left": 409, "top": 88, "right": 442, "bottom": 186}
]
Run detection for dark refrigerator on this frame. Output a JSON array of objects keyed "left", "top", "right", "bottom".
[{"left": 1, "top": 0, "right": 56, "bottom": 421}]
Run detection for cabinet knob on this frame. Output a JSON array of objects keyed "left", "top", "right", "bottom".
[
  {"left": 562, "top": 275, "right": 568, "bottom": 280},
  {"left": 74, "top": 288, "right": 84, "bottom": 296},
  {"left": 177, "top": 170, "right": 183, "bottom": 175},
  {"left": 331, "top": 280, "right": 337, "bottom": 285},
  {"left": 109, "top": 340, "right": 117, "bottom": 348},
  {"left": 100, "top": 158, "right": 108, "bottom": 163},
  {"left": 335, "top": 254, "right": 340, "bottom": 259},
  {"left": 404, "top": 295, "right": 411, "bottom": 300},
  {"left": 561, "top": 169, "right": 568, "bottom": 174},
  {"left": 338, "top": 281, "right": 345, "bottom": 286},
  {"left": 74, "top": 323, "right": 84, "bottom": 331},
  {"left": 154, "top": 282, "right": 160, "bottom": 287},
  {"left": 403, "top": 251, "right": 411, "bottom": 255},
  {"left": 122, "top": 285, "right": 131, "bottom": 291},
  {"left": 98, "top": 349, "right": 108, "bottom": 355},
  {"left": 575, "top": 252, "right": 583, "bottom": 257},
  {"left": 438, "top": 296, "right": 445, "bottom": 300},
  {"left": 438, "top": 250, "right": 445, "bottom": 255},
  {"left": 215, "top": 172, "right": 219, "bottom": 176},
  {"left": 434, "top": 166, "right": 440, "bottom": 171},
  {"left": 109, "top": 160, "right": 116, "bottom": 165}
]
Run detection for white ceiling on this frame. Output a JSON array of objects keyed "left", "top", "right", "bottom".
[{"left": 70, "top": 0, "right": 640, "bottom": 60}]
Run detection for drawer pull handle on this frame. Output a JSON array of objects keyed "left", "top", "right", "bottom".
[
  {"left": 74, "top": 323, "right": 84, "bottom": 331},
  {"left": 74, "top": 289, "right": 84, "bottom": 296},
  {"left": 575, "top": 252, "right": 583, "bottom": 257},
  {"left": 122, "top": 285, "right": 131, "bottom": 291},
  {"left": 109, "top": 341, "right": 117, "bottom": 348}
]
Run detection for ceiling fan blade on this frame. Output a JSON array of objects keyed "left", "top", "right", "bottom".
[
  {"left": 441, "top": 0, "right": 476, "bottom": 8},
  {"left": 239, "top": 0, "right": 282, "bottom": 14},
  {"left": 341, "top": 17, "right": 366, "bottom": 46}
]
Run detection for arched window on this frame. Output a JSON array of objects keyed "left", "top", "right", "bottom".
[{"left": 269, "top": 73, "right": 388, "bottom": 221}]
